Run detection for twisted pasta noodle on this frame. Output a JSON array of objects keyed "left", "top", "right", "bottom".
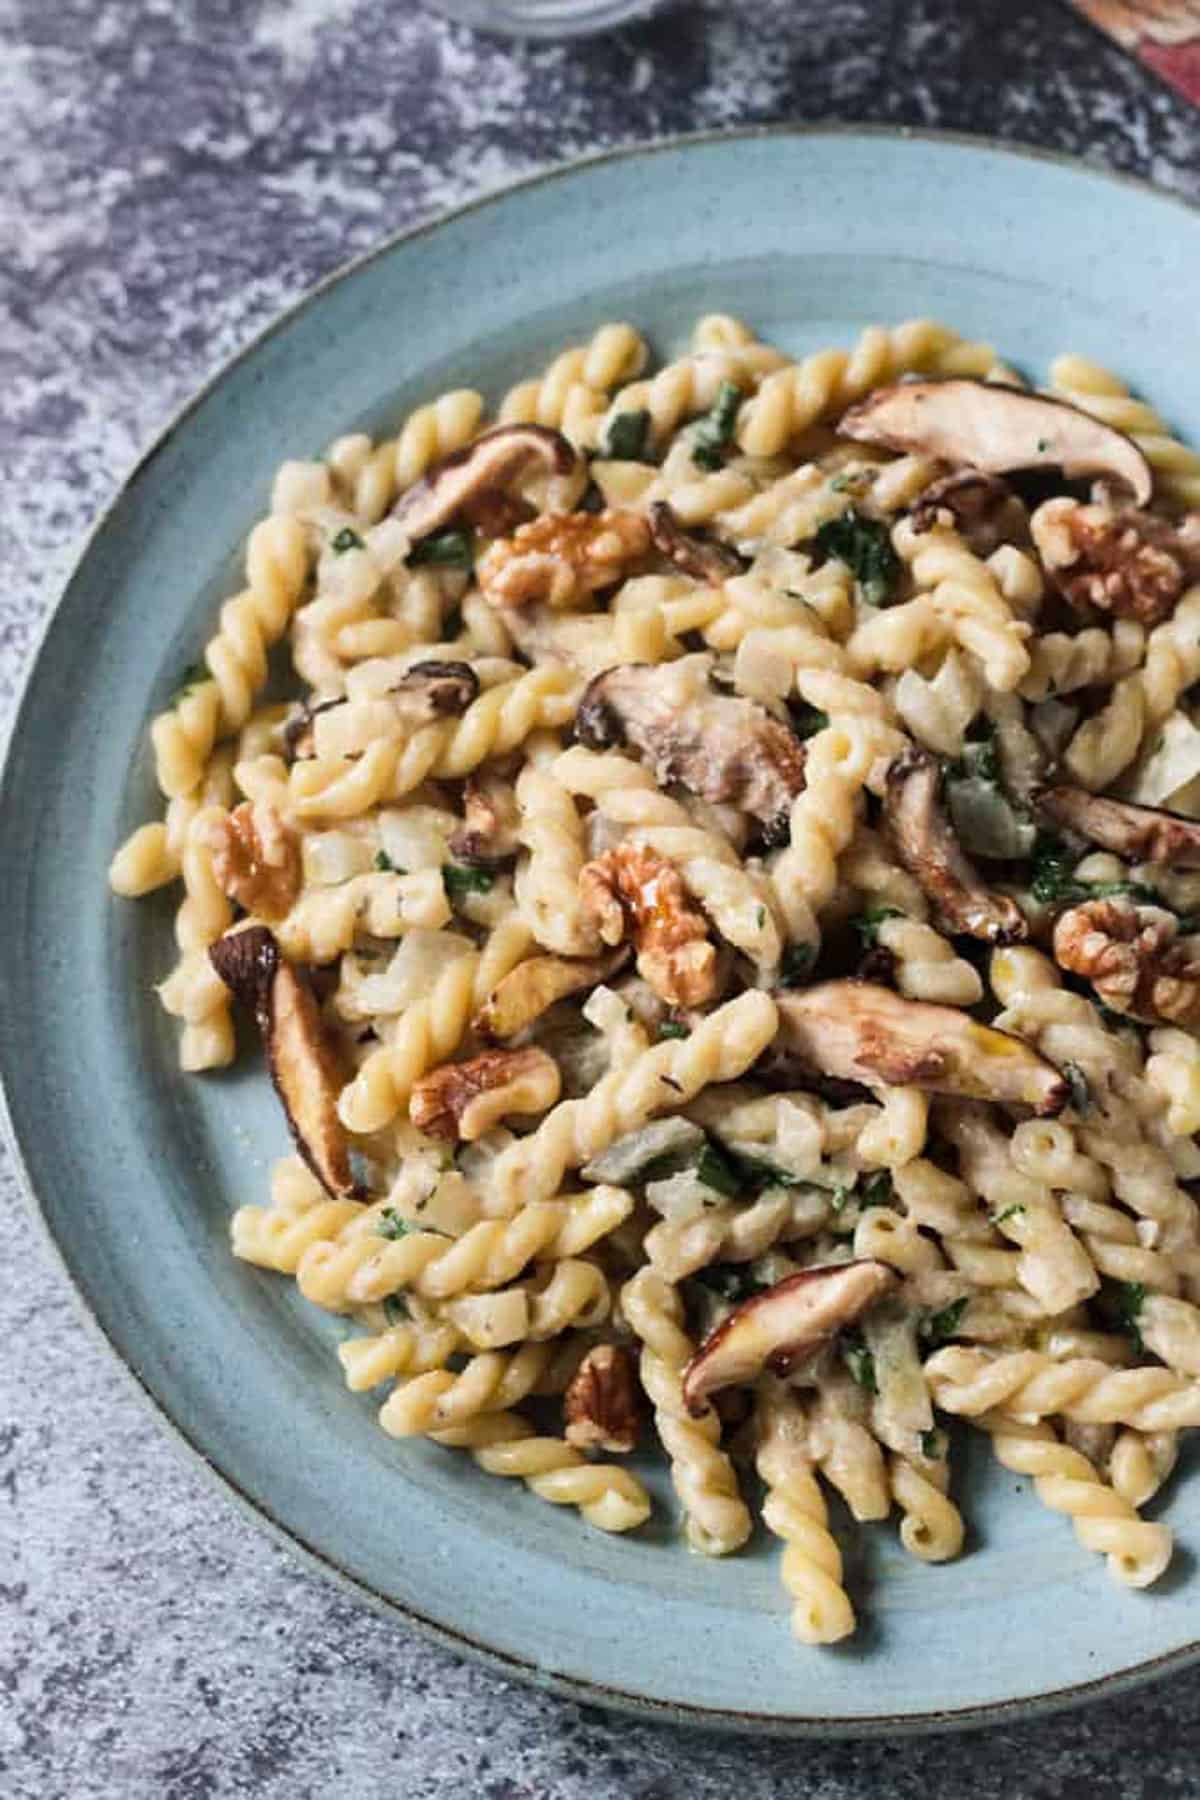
[
  {"left": 513, "top": 761, "right": 600, "bottom": 956},
  {"left": 876, "top": 915, "right": 983, "bottom": 1007},
  {"left": 841, "top": 824, "right": 929, "bottom": 919},
  {"left": 846, "top": 596, "right": 950, "bottom": 679},
  {"left": 232, "top": 1195, "right": 363, "bottom": 1271},
  {"left": 807, "top": 1372, "right": 891, "bottom": 1522},
  {"left": 854, "top": 1086, "right": 929, "bottom": 1170},
  {"left": 889, "top": 1452, "right": 964, "bottom": 1563},
  {"left": 1050, "top": 354, "right": 1200, "bottom": 511},
  {"left": 644, "top": 1190, "right": 794, "bottom": 1283},
  {"left": 485, "top": 990, "right": 778, "bottom": 1215},
  {"left": 288, "top": 667, "right": 574, "bottom": 820},
  {"left": 600, "top": 341, "right": 782, "bottom": 450},
  {"left": 972, "top": 1410, "right": 1172, "bottom": 1588},
  {"left": 704, "top": 564, "right": 854, "bottom": 655},
  {"left": 554, "top": 746, "right": 782, "bottom": 967},
  {"left": 154, "top": 804, "right": 238, "bottom": 1070},
  {"left": 893, "top": 646, "right": 985, "bottom": 758},
  {"left": 151, "top": 515, "right": 311, "bottom": 797},
  {"left": 1109, "top": 1428, "right": 1179, "bottom": 1510},
  {"left": 756, "top": 1385, "right": 855, "bottom": 1644},
  {"left": 622, "top": 1268, "right": 751, "bottom": 1555},
  {"left": 276, "top": 870, "right": 450, "bottom": 962},
  {"left": 296, "top": 1187, "right": 631, "bottom": 1312},
  {"left": 893, "top": 519, "right": 1031, "bottom": 692},
  {"left": 735, "top": 319, "right": 996, "bottom": 457},
  {"left": 338, "top": 917, "right": 532, "bottom": 1132},
  {"left": 338, "top": 1320, "right": 463, "bottom": 1391},
  {"left": 769, "top": 717, "right": 890, "bottom": 945},
  {"left": 924, "top": 1346, "right": 1200, "bottom": 1432},
  {"left": 109, "top": 746, "right": 238, "bottom": 898},
  {"left": 1019, "top": 621, "right": 1145, "bottom": 702},
  {"left": 380, "top": 1341, "right": 576, "bottom": 1437},
  {"left": 1146, "top": 1028, "right": 1200, "bottom": 1137},
  {"left": 346, "top": 390, "right": 485, "bottom": 525},
  {"left": 431, "top": 1409, "right": 651, "bottom": 1532},
  {"left": 1061, "top": 587, "right": 1200, "bottom": 788},
  {"left": 500, "top": 322, "right": 648, "bottom": 445}
]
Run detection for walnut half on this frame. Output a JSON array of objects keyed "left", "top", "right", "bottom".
[
  {"left": 409, "top": 1046, "right": 561, "bottom": 1141},
  {"left": 563, "top": 1345, "right": 642, "bottom": 1454},
  {"left": 477, "top": 509, "right": 652, "bottom": 609},
  {"left": 1031, "top": 497, "right": 1198, "bottom": 628},
  {"left": 204, "top": 801, "right": 301, "bottom": 922},
  {"left": 579, "top": 842, "right": 717, "bottom": 1008},
  {"left": 1053, "top": 898, "right": 1200, "bottom": 1027}
]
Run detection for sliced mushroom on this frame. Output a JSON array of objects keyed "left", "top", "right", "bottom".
[
  {"left": 681, "top": 1262, "right": 897, "bottom": 1415},
  {"left": 840, "top": 380, "right": 1153, "bottom": 508},
  {"left": 283, "top": 695, "right": 343, "bottom": 763},
  {"left": 448, "top": 770, "right": 522, "bottom": 868},
  {"left": 209, "top": 926, "right": 361, "bottom": 1198},
  {"left": 310, "top": 662, "right": 481, "bottom": 761},
  {"left": 884, "top": 746, "right": 1027, "bottom": 943},
  {"left": 390, "top": 424, "right": 579, "bottom": 544},
  {"left": 1036, "top": 786, "right": 1200, "bottom": 868},
  {"left": 576, "top": 655, "right": 806, "bottom": 839},
  {"left": 391, "top": 659, "right": 481, "bottom": 715},
  {"left": 648, "top": 501, "right": 744, "bottom": 585},
  {"left": 580, "top": 1116, "right": 705, "bottom": 1185},
  {"left": 909, "top": 469, "right": 1027, "bottom": 556},
  {"left": 775, "top": 982, "right": 1069, "bottom": 1115},
  {"left": 409, "top": 1046, "right": 562, "bottom": 1141},
  {"left": 474, "top": 947, "right": 630, "bottom": 1040}
]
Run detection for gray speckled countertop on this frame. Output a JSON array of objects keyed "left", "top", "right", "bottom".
[{"left": 5, "top": 3, "right": 1200, "bottom": 1794}]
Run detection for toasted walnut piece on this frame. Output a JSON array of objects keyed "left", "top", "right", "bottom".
[
  {"left": 448, "top": 771, "right": 521, "bottom": 867},
  {"left": 204, "top": 802, "right": 301, "bottom": 922},
  {"left": 1031, "top": 498, "right": 1198, "bottom": 627},
  {"left": 884, "top": 747, "right": 1027, "bottom": 943},
  {"left": 682, "top": 1262, "right": 897, "bottom": 1415},
  {"left": 577, "top": 656, "right": 806, "bottom": 839},
  {"left": 563, "top": 1344, "right": 642, "bottom": 1453},
  {"left": 580, "top": 843, "right": 718, "bottom": 1008},
  {"left": 474, "top": 948, "right": 629, "bottom": 1040},
  {"left": 409, "top": 1046, "right": 562, "bottom": 1142},
  {"left": 477, "top": 509, "right": 652, "bottom": 609},
  {"left": 209, "top": 926, "right": 359, "bottom": 1198},
  {"left": 1053, "top": 898, "right": 1200, "bottom": 1026}
]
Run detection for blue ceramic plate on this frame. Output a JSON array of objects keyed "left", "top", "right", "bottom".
[{"left": 4, "top": 129, "right": 1200, "bottom": 1735}]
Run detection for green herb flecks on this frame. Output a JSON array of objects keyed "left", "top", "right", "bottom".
[
  {"left": 1116, "top": 1280, "right": 1147, "bottom": 1353},
  {"left": 382, "top": 1293, "right": 410, "bottom": 1325},
  {"left": 842, "top": 1334, "right": 878, "bottom": 1394},
  {"left": 374, "top": 849, "right": 397, "bottom": 872},
  {"left": 408, "top": 528, "right": 475, "bottom": 569},
  {"left": 851, "top": 905, "right": 902, "bottom": 947},
  {"left": 331, "top": 526, "right": 365, "bottom": 554},
  {"left": 443, "top": 863, "right": 495, "bottom": 903},
  {"left": 789, "top": 702, "right": 830, "bottom": 742},
  {"left": 990, "top": 1203, "right": 1025, "bottom": 1228},
  {"left": 691, "top": 1263, "right": 765, "bottom": 1304},
  {"left": 948, "top": 718, "right": 1000, "bottom": 787},
  {"left": 1062, "top": 1061, "right": 1093, "bottom": 1116},
  {"left": 691, "top": 380, "right": 742, "bottom": 471},
  {"left": 814, "top": 508, "right": 901, "bottom": 607},
  {"left": 779, "top": 942, "right": 817, "bottom": 987},
  {"left": 860, "top": 1171, "right": 894, "bottom": 1210},
  {"left": 171, "top": 661, "right": 208, "bottom": 703},
  {"left": 658, "top": 1019, "right": 690, "bottom": 1042},
  {"left": 603, "top": 408, "right": 651, "bottom": 461},
  {"left": 1029, "top": 832, "right": 1157, "bottom": 908},
  {"left": 829, "top": 1182, "right": 855, "bottom": 1216},
  {"left": 921, "top": 1296, "right": 969, "bottom": 1347},
  {"left": 376, "top": 1208, "right": 417, "bottom": 1241},
  {"left": 919, "top": 1427, "right": 946, "bottom": 1460},
  {"left": 695, "top": 1143, "right": 742, "bottom": 1199}
]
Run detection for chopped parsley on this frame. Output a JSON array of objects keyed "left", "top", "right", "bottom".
[
  {"left": 382, "top": 1293, "right": 410, "bottom": 1325},
  {"left": 921, "top": 1296, "right": 969, "bottom": 1347},
  {"left": 829, "top": 1182, "right": 855, "bottom": 1216},
  {"left": 1062, "top": 1061, "right": 1093, "bottom": 1116},
  {"left": 691, "top": 1263, "right": 764, "bottom": 1304},
  {"left": 331, "top": 526, "right": 365, "bottom": 554},
  {"left": 851, "top": 904, "right": 902, "bottom": 947},
  {"left": 789, "top": 702, "right": 830, "bottom": 741},
  {"left": 658, "top": 1019, "right": 690, "bottom": 1041},
  {"left": 990, "top": 1203, "right": 1025, "bottom": 1228},
  {"left": 442, "top": 863, "right": 495, "bottom": 902},
  {"left": 861, "top": 1171, "right": 895, "bottom": 1210},
  {"left": 756, "top": 905, "right": 767, "bottom": 929},
  {"left": 842, "top": 1334, "right": 878, "bottom": 1394},
  {"left": 779, "top": 942, "right": 817, "bottom": 987},
  {"left": 919, "top": 1427, "right": 946, "bottom": 1460},
  {"left": 695, "top": 1142, "right": 743, "bottom": 1199},
  {"left": 814, "top": 508, "right": 901, "bottom": 606},
  {"left": 603, "top": 408, "right": 651, "bottom": 461},
  {"left": 374, "top": 849, "right": 397, "bottom": 872},
  {"left": 1029, "top": 832, "right": 1157, "bottom": 908},
  {"left": 408, "top": 527, "right": 475, "bottom": 568},
  {"left": 1116, "top": 1280, "right": 1147, "bottom": 1353},
  {"left": 171, "top": 661, "right": 207, "bottom": 702},
  {"left": 691, "top": 380, "right": 742, "bottom": 471},
  {"left": 948, "top": 718, "right": 1000, "bottom": 786},
  {"left": 376, "top": 1208, "right": 416, "bottom": 1241}
]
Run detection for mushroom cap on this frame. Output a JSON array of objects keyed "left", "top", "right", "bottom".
[
  {"left": 884, "top": 745, "right": 1028, "bottom": 943},
  {"left": 681, "top": 1261, "right": 897, "bottom": 1414},
  {"left": 840, "top": 379, "right": 1153, "bottom": 508},
  {"left": 391, "top": 423, "right": 580, "bottom": 543},
  {"left": 1036, "top": 786, "right": 1200, "bottom": 869}
]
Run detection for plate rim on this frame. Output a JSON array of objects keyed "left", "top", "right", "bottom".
[{"left": 5, "top": 122, "right": 1200, "bottom": 1737}]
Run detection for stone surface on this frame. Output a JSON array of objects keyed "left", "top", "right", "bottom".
[{"left": 4, "top": 2, "right": 1200, "bottom": 1793}]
